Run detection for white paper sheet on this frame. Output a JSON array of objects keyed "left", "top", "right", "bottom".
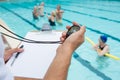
[{"left": 6, "top": 31, "right": 62, "bottom": 79}]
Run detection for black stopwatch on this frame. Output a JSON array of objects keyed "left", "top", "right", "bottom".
[{"left": 66, "top": 25, "right": 80, "bottom": 38}]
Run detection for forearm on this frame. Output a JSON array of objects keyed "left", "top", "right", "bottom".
[
  {"left": 93, "top": 45, "right": 103, "bottom": 56},
  {"left": 96, "top": 49, "right": 102, "bottom": 56},
  {"left": 4, "top": 50, "right": 13, "bottom": 62},
  {"left": 43, "top": 44, "right": 73, "bottom": 80},
  {"left": 96, "top": 49, "right": 106, "bottom": 56},
  {"left": 43, "top": 24, "right": 85, "bottom": 80}
]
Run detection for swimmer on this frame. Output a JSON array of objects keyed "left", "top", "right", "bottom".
[
  {"left": 54, "top": 5, "right": 64, "bottom": 25},
  {"left": 47, "top": 11, "right": 56, "bottom": 26},
  {"left": 32, "top": 4, "right": 39, "bottom": 20},
  {"left": 93, "top": 35, "right": 109, "bottom": 56},
  {"left": 38, "top": 2, "right": 44, "bottom": 17}
]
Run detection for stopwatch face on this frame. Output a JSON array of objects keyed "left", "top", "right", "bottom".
[{"left": 66, "top": 25, "right": 80, "bottom": 38}]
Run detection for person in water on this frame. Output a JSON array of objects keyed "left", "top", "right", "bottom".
[
  {"left": 54, "top": 5, "right": 64, "bottom": 25},
  {"left": 93, "top": 35, "right": 109, "bottom": 56},
  {"left": 47, "top": 11, "right": 56, "bottom": 26},
  {"left": 38, "top": 2, "right": 45, "bottom": 17},
  {"left": 32, "top": 4, "right": 39, "bottom": 20}
]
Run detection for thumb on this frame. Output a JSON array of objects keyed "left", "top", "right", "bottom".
[{"left": 77, "top": 26, "right": 86, "bottom": 36}]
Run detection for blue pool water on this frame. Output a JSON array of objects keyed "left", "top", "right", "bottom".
[{"left": 0, "top": 0, "right": 120, "bottom": 80}]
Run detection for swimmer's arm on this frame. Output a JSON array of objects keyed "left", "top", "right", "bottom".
[
  {"left": 93, "top": 44, "right": 99, "bottom": 50},
  {"left": 56, "top": 10, "right": 64, "bottom": 13},
  {"left": 39, "top": 6, "right": 42, "bottom": 9},
  {"left": 60, "top": 10, "right": 64, "bottom": 13},
  {"left": 97, "top": 46, "right": 109, "bottom": 56}
]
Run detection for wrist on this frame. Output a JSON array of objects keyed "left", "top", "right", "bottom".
[{"left": 57, "top": 43, "right": 74, "bottom": 55}]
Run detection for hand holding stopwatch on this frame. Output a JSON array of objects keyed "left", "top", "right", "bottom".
[{"left": 66, "top": 25, "right": 80, "bottom": 38}]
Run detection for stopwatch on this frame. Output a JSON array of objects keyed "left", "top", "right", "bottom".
[{"left": 66, "top": 25, "right": 80, "bottom": 38}]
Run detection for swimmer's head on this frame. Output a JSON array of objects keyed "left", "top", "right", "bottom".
[
  {"left": 51, "top": 11, "right": 56, "bottom": 17},
  {"left": 100, "top": 35, "right": 107, "bottom": 43},
  {"left": 57, "top": 5, "right": 61, "bottom": 10},
  {"left": 40, "top": 2, "right": 44, "bottom": 6}
]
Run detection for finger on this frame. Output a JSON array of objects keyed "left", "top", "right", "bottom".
[
  {"left": 62, "top": 31, "right": 67, "bottom": 38},
  {"left": 78, "top": 26, "right": 86, "bottom": 35},
  {"left": 60, "top": 31, "right": 67, "bottom": 42},
  {"left": 60, "top": 37, "right": 65, "bottom": 43},
  {"left": 7, "top": 48, "right": 23, "bottom": 55},
  {"left": 17, "top": 48, "right": 24, "bottom": 52},
  {"left": 66, "top": 26, "right": 71, "bottom": 29},
  {"left": 72, "top": 22, "right": 79, "bottom": 26}
]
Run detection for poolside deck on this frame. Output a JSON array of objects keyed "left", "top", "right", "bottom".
[{"left": 0, "top": 19, "right": 21, "bottom": 48}]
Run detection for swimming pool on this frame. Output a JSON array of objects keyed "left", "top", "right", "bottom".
[{"left": 0, "top": 0, "right": 120, "bottom": 80}]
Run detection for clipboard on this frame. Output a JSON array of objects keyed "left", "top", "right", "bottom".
[{"left": 6, "top": 31, "right": 62, "bottom": 79}]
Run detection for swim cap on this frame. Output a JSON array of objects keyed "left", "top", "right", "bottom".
[{"left": 100, "top": 35, "right": 107, "bottom": 43}]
